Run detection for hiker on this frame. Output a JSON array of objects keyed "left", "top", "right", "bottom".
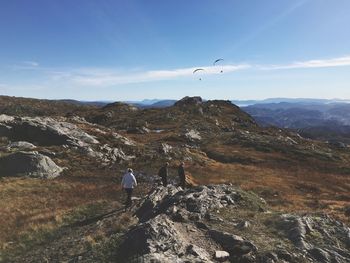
[
  {"left": 121, "top": 168, "right": 137, "bottom": 210},
  {"left": 178, "top": 162, "right": 186, "bottom": 188},
  {"left": 158, "top": 162, "right": 169, "bottom": 186}
]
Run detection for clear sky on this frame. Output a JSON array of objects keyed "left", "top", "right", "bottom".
[{"left": 0, "top": 0, "right": 350, "bottom": 101}]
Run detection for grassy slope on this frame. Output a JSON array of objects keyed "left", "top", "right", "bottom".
[{"left": 0, "top": 96, "right": 349, "bottom": 260}]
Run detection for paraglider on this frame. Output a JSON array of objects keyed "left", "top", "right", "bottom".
[
  {"left": 213, "top": 58, "right": 224, "bottom": 73},
  {"left": 213, "top": 58, "right": 224, "bottom": 65},
  {"left": 193, "top": 68, "right": 205, "bottom": 80},
  {"left": 193, "top": 68, "right": 204, "bottom": 74}
]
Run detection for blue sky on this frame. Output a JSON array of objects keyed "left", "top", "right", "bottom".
[{"left": 0, "top": 0, "right": 350, "bottom": 100}]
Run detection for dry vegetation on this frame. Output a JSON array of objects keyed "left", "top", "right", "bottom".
[{"left": 1, "top": 96, "right": 350, "bottom": 260}]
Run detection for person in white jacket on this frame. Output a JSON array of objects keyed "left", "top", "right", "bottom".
[{"left": 121, "top": 168, "right": 137, "bottom": 210}]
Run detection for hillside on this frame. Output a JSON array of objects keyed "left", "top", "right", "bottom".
[
  {"left": 243, "top": 102, "right": 350, "bottom": 143},
  {"left": 0, "top": 95, "right": 349, "bottom": 262}
]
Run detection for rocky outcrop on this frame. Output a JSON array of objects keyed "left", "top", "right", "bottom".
[
  {"left": 0, "top": 151, "right": 63, "bottom": 178},
  {"left": 0, "top": 114, "right": 98, "bottom": 147},
  {"left": 175, "top": 96, "right": 203, "bottom": 107},
  {"left": 277, "top": 214, "right": 350, "bottom": 263},
  {"left": 185, "top": 129, "right": 202, "bottom": 142},
  {"left": 116, "top": 185, "right": 350, "bottom": 263},
  {"left": 117, "top": 214, "right": 213, "bottom": 262}
]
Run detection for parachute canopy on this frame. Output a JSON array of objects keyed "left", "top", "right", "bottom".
[
  {"left": 213, "top": 58, "right": 224, "bottom": 65},
  {"left": 193, "top": 68, "right": 204, "bottom": 74},
  {"left": 193, "top": 68, "right": 205, "bottom": 81}
]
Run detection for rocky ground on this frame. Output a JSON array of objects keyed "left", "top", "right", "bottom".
[
  {"left": 116, "top": 185, "right": 350, "bottom": 263},
  {"left": 0, "top": 95, "right": 350, "bottom": 262},
  {"left": 6, "top": 184, "right": 349, "bottom": 262}
]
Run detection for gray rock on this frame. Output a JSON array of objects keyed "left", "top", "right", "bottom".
[
  {"left": 185, "top": 129, "right": 202, "bottom": 141},
  {"left": 214, "top": 250, "right": 230, "bottom": 261},
  {"left": 80, "top": 144, "right": 135, "bottom": 164},
  {"left": 6, "top": 141, "right": 36, "bottom": 150},
  {"left": 278, "top": 214, "right": 311, "bottom": 249},
  {"left": 208, "top": 229, "right": 244, "bottom": 246},
  {"left": 0, "top": 151, "right": 63, "bottom": 178},
  {"left": 159, "top": 143, "right": 172, "bottom": 154},
  {"left": 112, "top": 132, "right": 136, "bottom": 146},
  {"left": 208, "top": 229, "right": 257, "bottom": 256},
  {"left": 0, "top": 115, "right": 99, "bottom": 147},
  {"left": 135, "top": 185, "right": 182, "bottom": 222},
  {"left": 117, "top": 214, "right": 213, "bottom": 262},
  {"left": 109, "top": 184, "right": 350, "bottom": 262},
  {"left": 237, "top": 220, "right": 251, "bottom": 229},
  {"left": 308, "top": 248, "right": 330, "bottom": 263},
  {"left": 186, "top": 197, "right": 206, "bottom": 214},
  {"left": 0, "top": 114, "right": 15, "bottom": 122}
]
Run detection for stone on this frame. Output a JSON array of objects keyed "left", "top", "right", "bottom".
[
  {"left": 237, "top": 220, "right": 251, "bottom": 229},
  {"left": 6, "top": 141, "right": 36, "bottom": 150},
  {"left": 308, "top": 248, "right": 331, "bottom": 263},
  {"left": 278, "top": 214, "right": 311, "bottom": 249},
  {"left": 0, "top": 151, "right": 63, "bottom": 178},
  {"left": 116, "top": 214, "right": 212, "bottom": 262},
  {"left": 185, "top": 129, "right": 202, "bottom": 141},
  {"left": 214, "top": 250, "right": 230, "bottom": 261},
  {"left": 0, "top": 115, "right": 99, "bottom": 147},
  {"left": 112, "top": 132, "right": 136, "bottom": 146},
  {"left": 159, "top": 143, "right": 173, "bottom": 154},
  {"left": 208, "top": 229, "right": 244, "bottom": 249}
]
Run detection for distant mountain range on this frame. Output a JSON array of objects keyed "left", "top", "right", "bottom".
[
  {"left": 232, "top": 98, "right": 350, "bottom": 107},
  {"left": 242, "top": 101, "right": 350, "bottom": 143},
  {"left": 62, "top": 97, "right": 350, "bottom": 143},
  {"left": 128, "top": 98, "right": 350, "bottom": 108},
  {"left": 56, "top": 98, "right": 350, "bottom": 109}
]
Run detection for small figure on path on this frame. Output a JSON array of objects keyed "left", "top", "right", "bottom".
[{"left": 121, "top": 168, "right": 137, "bottom": 211}]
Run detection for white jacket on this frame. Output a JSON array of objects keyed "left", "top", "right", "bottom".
[{"left": 121, "top": 172, "right": 137, "bottom": 189}]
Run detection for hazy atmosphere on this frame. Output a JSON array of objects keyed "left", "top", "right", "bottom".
[{"left": 1, "top": 0, "right": 350, "bottom": 100}]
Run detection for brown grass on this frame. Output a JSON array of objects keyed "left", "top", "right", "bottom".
[
  {"left": 188, "top": 159, "right": 350, "bottom": 224},
  {"left": 0, "top": 176, "right": 119, "bottom": 247}
]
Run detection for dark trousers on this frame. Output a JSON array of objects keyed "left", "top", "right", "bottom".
[
  {"left": 161, "top": 176, "right": 167, "bottom": 186},
  {"left": 124, "top": 188, "right": 133, "bottom": 208}
]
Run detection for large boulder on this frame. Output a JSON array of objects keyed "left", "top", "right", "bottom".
[
  {"left": 0, "top": 115, "right": 98, "bottom": 146},
  {"left": 0, "top": 151, "right": 63, "bottom": 178},
  {"left": 117, "top": 214, "right": 213, "bottom": 262}
]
